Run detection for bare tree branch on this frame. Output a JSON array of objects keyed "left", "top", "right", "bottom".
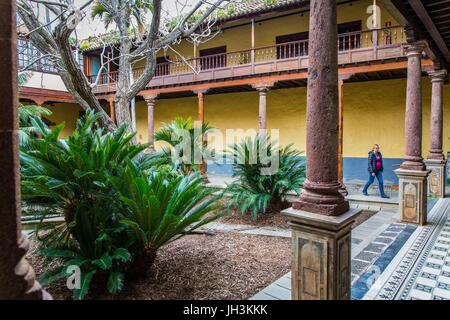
[{"left": 18, "top": 0, "right": 233, "bottom": 137}]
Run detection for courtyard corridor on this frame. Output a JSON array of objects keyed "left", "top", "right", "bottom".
[{"left": 251, "top": 195, "right": 450, "bottom": 300}]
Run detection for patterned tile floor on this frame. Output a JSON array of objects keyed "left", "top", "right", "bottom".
[
  {"left": 364, "top": 197, "right": 450, "bottom": 300},
  {"left": 250, "top": 197, "right": 450, "bottom": 300}
]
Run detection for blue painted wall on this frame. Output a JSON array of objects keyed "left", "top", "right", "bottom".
[
  {"left": 343, "top": 157, "right": 402, "bottom": 184},
  {"left": 207, "top": 156, "right": 403, "bottom": 185}
]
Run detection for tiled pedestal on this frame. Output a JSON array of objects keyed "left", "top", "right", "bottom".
[
  {"left": 395, "top": 169, "right": 430, "bottom": 225},
  {"left": 282, "top": 207, "right": 361, "bottom": 300},
  {"left": 424, "top": 160, "right": 446, "bottom": 198}
]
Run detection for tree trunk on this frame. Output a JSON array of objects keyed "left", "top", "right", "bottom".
[
  {"left": 114, "top": 13, "right": 133, "bottom": 130},
  {"left": 126, "top": 249, "right": 157, "bottom": 279},
  {"left": 17, "top": 3, "right": 116, "bottom": 132}
]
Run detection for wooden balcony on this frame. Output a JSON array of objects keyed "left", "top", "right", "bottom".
[{"left": 89, "top": 26, "right": 407, "bottom": 95}]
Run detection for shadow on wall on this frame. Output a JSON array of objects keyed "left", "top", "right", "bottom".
[{"left": 207, "top": 156, "right": 403, "bottom": 185}]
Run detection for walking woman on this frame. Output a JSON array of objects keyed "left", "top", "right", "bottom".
[{"left": 363, "top": 144, "right": 389, "bottom": 198}]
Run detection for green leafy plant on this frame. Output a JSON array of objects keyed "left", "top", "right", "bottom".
[
  {"left": 18, "top": 104, "right": 52, "bottom": 146},
  {"left": 17, "top": 71, "right": 53, "bottom": 147},
  {"left": 154, "top": 116, "right": 215, "bottom": 175},
  {"left": 225, "top": 135, "right": 305, "bottom": 220},
  {"left": 20, "top": 110, "right": 148, "bottom": 245},
  {"left": 20, "top": 110, "right": 150, "bottom": 298},
  {"left": 91, "top": 0, "right": 152, "bottom": 34},
  {"left": 38, "top": 212, "right": 132, "bottom": 300},
  {"left": 109, "top": 162, "right": 224, "bottom": 277},
  {"left": 21, "top": 110, "right": 224, "bottom": 297}
]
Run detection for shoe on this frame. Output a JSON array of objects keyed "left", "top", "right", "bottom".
[
  {"left": 363, "top": 191, "right": 368, "bottom": 196},
  {"left": 381, "top": 195, "right": 390, "bottom": 199}
]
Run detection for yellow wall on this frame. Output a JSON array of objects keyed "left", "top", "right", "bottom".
[
  {"left": 46, "top": 103, "right": 82, "bottom": 137},
  {"left": 129, "top": 78, "right": 450, "bottom": 160},
  {"left": 37, "top": 80, "right": 450, "bottom": 161}
]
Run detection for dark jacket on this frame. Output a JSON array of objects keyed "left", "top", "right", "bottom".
[{"left": 368, "top": 151, "right": 384, "bottom": 173}]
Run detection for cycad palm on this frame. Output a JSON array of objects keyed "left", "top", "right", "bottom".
[
  {"left": 20, "top": 110, "right": 148, "bottom": 247},
  {"left": 155, "top": 117, "right": 215, "bottom": 175},
  {"left": 226, "top": 135, "right": 306, "bottom": 220},
  {"left": 109, "top": 163, "right": 224, "bottom": 276}
]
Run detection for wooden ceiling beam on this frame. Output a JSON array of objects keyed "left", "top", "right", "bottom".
[
  {"left": 140, "top": 60, "right": 434, "bottom": 96},
  {"left": 408, "top": 0, "right": 450, "bottom": 61}
]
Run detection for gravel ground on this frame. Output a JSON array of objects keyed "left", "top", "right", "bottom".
[{"left": 28, "top": 232, "right": 291, "bottom": 300}]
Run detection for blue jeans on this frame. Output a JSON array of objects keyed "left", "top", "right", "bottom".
[{"left": 363, "top": 171, "right": 386, "bottom": 196}]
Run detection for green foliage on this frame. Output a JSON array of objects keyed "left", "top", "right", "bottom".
[
  {"left": 18, "top": 71, "right": 53, "bottom": 147},
  {"left": 154, "top": 117, "right": 215, "bottom": 175},
  {"left": 18, "top": 71, "right": 33, "bottom": 85},
  {"left": 22, "top": 110, "right": 223, "bottom": 298},
  {"left": 18, "top": 104, "right": 52, "bottom": 147},
  {"left": 91, "top": 0, "right": 152, "bottom": 37},
  {"left": 110, "top": 163, "right": 224, "bottom": 259},
  {"left": 38, "top": 228, "right": 132, "bottom": 300},
  {"left": 21, "top": 110, "right": 147, "bottom": 298},
  {"left": 20, "top": 110, "right": 148, "bottom": 246},
  {"left": 263, "top": 0, "right": 278, "bottom": 5},
  {"left": 225, "top": 135, "right": 305, "bottom": 220}
]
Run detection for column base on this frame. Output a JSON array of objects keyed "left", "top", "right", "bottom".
[
  {"left": 282, "top": 207, "right": 361, "bottom": 300},
  {"left": 338, "top": 182, "right": 349, "bottom": 196},
  {"left": 424, "top": 159, "right": 446, "bottom": 198},
  {"left": 394, "top": 168, "right": 431, "bottom": 225}
]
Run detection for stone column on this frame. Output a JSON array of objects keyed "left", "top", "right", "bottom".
[
  {"left": 258, "top": 88, "right": 267, "bottom": 135},
  {"left": 0, "top": 0, "right": 50, "bottom": 299},
  {"left": 395, "top": 42, "right": 430, "bottom": 225},
  {"left": 424, "top": 70, "right": 447, "bottom": 198},
  {"left": 142, "top": 93, "right": 158, "bottom": 153},
  {"left": 252, "top": 83, "right": 274, "bottom": 135},
  {"left": 194, "top": 90, "right": 208, "bottom": 177},
  {"left": 338, "top": 77, "right": 350, "bottom": 196},
  {"left": 282, "top": 0, "right": 360, "bottom": 300}
]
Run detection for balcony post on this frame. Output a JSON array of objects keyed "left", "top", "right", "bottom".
[
  {"left": 107, "top": 96, "right": 116, "bottom": 124},
  {"left": 142, "top": 93, "right": 158, "bottom": 153},
  {"left": 372, "top": 0, "right": 378, "bottom": 58},
  {"left": 395, "top": 41, "right": 430, "bottom": 225},
  {"left": 424, "top": 69, "right": 447, "bottom": 198},
  {"left": 251, "top": 18, "right": 255, "bottom": 72},
  {"left": 193, "top": 41, "right": 198, "bottom": 73},
  {"left": 282, "top": 0, "right": 360, "bottom": 300},
  {"left": 0, "top": 0, "right": 50, "bottom": 299}
]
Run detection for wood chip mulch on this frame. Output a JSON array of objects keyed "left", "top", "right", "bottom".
[
  {"left": 27, "top": 205, "right": 376, "bottom": 300},
  {"left": 28, "top": 232, "right": 291, "bottom": 300},
  {"left": 217, "top": 210, "right": 290, "bottom": 229},
  {"left": 217, "top": 208, "right": 377, "bottom": 230}
]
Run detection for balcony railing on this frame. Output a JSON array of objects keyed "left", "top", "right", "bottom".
[
  {"left": 17, "top": 37, "right": 83, "bottom": 74},
  {"left": 87, "top": 26, "right": 407, "bottom": 88}
]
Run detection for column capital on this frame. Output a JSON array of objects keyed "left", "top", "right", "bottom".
[
  {"left": 428, "top": 69, "right": 448, "bottom": 83},
  {"left": 404, "top": 41, "right": 427, "bottom": 57},
  {"left": 193, "top": 89, "right": 208, "bottom": 95},
  {"left": 252, "top": 82, "right": 275, "bottom": 92},
  {"left": 141, "top": 93, "right": 158, "bottom": 103},
  {"left": 338, "top": 73, "right": 354, "bottom": 82}
]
